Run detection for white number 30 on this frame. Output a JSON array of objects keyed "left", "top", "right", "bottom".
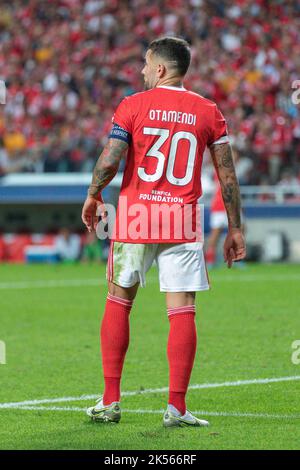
[{"left": 138, "top": 127, "right": 197, "bottom": 186}]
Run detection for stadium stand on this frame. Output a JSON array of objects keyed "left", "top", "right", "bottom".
[{"left": 0, "top": 0, "right": 300, "bottom": 185}]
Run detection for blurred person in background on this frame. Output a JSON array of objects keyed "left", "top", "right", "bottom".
[
  {"left": 0, "top": 228, "right": 5, "bottom": 261},
  {"left": 205, "top": 171, "right": 228, "bottom": 267},
  {"left": 55, "top": 228, "right": 81, "bottom": 262},
  {"left": 81, "top": 231, "right": 104, "bottom": 263}
]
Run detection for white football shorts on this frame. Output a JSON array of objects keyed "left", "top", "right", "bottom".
[
  {"left": 210, "top": 211, "right": 228, "bottom": 230},
  {"left": 107, "top": 241, "right": 210, "bottom": 292}
]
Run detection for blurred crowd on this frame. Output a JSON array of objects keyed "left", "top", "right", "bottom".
[{"left": 0, "top": 0, "right": 300, "bottom": 185}]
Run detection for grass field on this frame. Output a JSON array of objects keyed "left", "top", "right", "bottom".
[{"left": 0, "top": 262, "right": 299, "bottom": 450}]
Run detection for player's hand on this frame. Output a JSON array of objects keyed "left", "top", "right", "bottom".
[
  {"left": 223, "top": 228, "right": 246, "bottom": 268},
  {"left": 81, "top": 195, "right": 106, "bottom": 233}
]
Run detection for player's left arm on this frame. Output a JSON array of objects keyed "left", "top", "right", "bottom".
[
  {"left": 82, "top": 139, "right": 128, "bottom": 232},
  {"left": 209, "top": 142, "right": 246, "bottom": 267}
]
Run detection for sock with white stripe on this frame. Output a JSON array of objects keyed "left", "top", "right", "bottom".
[
  {"left": 167, "top": 305, "right": 197, "bottom": 415},
  {"left": 101, "top": 293, "right": 133, "bottom": 405}
]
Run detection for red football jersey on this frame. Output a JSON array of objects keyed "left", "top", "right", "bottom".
[{"left": 110, "top": 85, "right": 228, "bottom": 243}]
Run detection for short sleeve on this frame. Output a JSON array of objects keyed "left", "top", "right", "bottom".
[
  {"left": 112, "top": 97, "right": 132, "bottom": 134},
  {"left": 208, "top": 105, "right": 229, "bottom": 146}
]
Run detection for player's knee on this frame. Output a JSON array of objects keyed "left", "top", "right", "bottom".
[
  {"left": 108, "top": 281, "right": 139, "bottom": 301},
  {"left": 166, "top": 291, "right": 196, "bottom": 309}
]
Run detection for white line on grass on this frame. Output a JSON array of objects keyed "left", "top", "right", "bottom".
[
  {"left": 215, "top": 274, "right": 300, "bottom": 282},
  {"left": 1, "top": 274, "right": 300, "bottom": 290},
  {"left": 2, "top": 405, "right": 299, "bottom": 420},
  {"left": 0, "top": 279, "right": 105, "bottom": 289},
  {"left": 0, "top": 394, "right": 98, "bottom": 409},
  {"left": 1, "top": 375, "right": 300, "bottom": 409}
]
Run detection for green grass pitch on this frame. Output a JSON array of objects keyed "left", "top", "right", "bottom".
[{"left": 0, "top": 262, "right": 299, "bottom": 450}]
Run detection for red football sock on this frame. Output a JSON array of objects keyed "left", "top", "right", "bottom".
[
  {"left": 101, "top": 293, "right": 133, "bottom": 405},
  {"left": 167, "top": 306, "right": 197, "bottom": 415}
]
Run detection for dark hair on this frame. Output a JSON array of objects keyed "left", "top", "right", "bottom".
[{"left": 148, "top": 37, "right": 191, "bottom": 76}]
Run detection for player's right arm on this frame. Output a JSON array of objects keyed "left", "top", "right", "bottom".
[
  {"left": 81, "top": 138, "right": 128, "bottom": 232},
  {"left": 82, "top": 97, "right": 132, "bottom": 233},
  {"left": 209, "top": 142, "right": 246, "bottom": 267}
]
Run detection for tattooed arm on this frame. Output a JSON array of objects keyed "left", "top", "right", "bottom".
[
  {"left": 209, "top": 142, "right": 246, "bottom": 266},
  {"left": 209, "top": 142, "right": 241, "bottom": 229},
  {"left": 88, "top": 139, "right": 129, "bottom": 198},
  {"left": 82, "top": 139, "right": 128, "bottom": 232}
]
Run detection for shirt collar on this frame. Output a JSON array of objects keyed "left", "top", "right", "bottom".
[{"left": 157, "top": 85, "right": 187, "bottom": 91}]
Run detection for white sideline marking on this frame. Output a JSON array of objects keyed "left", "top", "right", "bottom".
[
  {"left": 1, "top": 405, "right": 299, "bottom": 420},
  {"left": 216, "top": 274, "right": 300, "bottom": 282},
  {"left": 1, "top": 375, "right": 300, "bottom": 409},
  {"left": 1, "top": 274, "right": 300, "bottom": 290},
  {"left": 0, "top": 279, "right": 105, "bottom": 289}
]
